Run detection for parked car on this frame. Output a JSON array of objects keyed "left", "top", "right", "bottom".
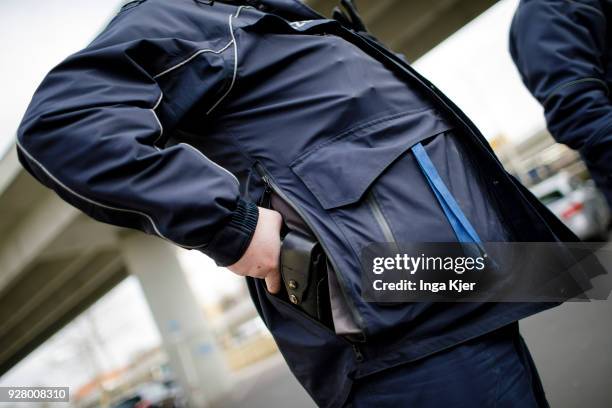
[
  {"left": 530, "top": 172, "right": 610, "bottom": 240},
  {"left": 111, "top": 381, "right": 185, "bottom": 408}
]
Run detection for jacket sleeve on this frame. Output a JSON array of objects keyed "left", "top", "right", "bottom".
[
  {"left": 16, "top": 2, "right": 258, "bottom": 266},
  {"left": 509, "top": 0, "right": 612, "bottom": 158}
]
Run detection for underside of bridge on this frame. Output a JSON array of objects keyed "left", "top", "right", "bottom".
[
  {"left": 0, "top": 0, "right": 498, "bottom": 378},
  {"left": 0, "top": 155, "right": 127, "bottom": 375},
  {"left": 309, "top": 0, "right": 497, "bottom": 61}
]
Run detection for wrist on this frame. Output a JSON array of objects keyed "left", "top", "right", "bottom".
[{"left": 200, "top": 199, "right": 259, "bottom": 266}]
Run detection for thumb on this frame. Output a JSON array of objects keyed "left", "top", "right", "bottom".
[{"left": 265, "top": 268, "right": 282, "bottom": 294}]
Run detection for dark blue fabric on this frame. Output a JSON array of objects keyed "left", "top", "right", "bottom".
[
  {"left": 510, "top": 0, "right": 612, "bottom": 206},
  {"left": 17, "top": 1, "right": 578, "bottom": 406},
  {"left": 345, "top": 323, "right": 549, "bottom": 408}
]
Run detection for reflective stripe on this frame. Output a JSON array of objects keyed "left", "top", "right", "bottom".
[
  {"left": 411, "top": 142, "right": 482, "bottom": 244},
  {"left": 206, "top": 12, "right": 239, "bottom": 114},
  {"left": 153, "top": 6, "right": 251, "bottom": 115},
  {"left": 15, "top": 139, "right": 208, "bottom": 249},
  {"left": 152, "top": 41, "right": 234, "bottom": 79}
]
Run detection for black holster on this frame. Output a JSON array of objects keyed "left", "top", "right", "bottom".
[
  {"left": 280, "top": 231, "right": 331, "bottom": 325},
  {"left": 262, "top": 187, "right": 333, "bottom": 328}
]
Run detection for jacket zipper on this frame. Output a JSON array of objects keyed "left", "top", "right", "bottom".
[
  {"left": 352, "top": 344, "right": 364, "bottom": 363},
  {"left": 256, "top": 165, "right": 366, "bottom": 362},
  {"left": 365, "top": 191, "right": 396, "bottom": 244},
  {"left": 254, "top": 162, "right": 368, "bottom": 342}
]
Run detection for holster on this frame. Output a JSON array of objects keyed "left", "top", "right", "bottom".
[
  {"left": 280, "top": 231, "right": 327, "bottom": 319},
  {"left": 263, "top": 189, "right": 333, "bottom": 327}
]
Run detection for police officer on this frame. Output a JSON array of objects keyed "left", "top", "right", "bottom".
[
  {"left": 18, "top": 0, "right": 571, "bottom": 406},
  {"left": 510, "top": 0, "right": 612, "bottom": 208}
]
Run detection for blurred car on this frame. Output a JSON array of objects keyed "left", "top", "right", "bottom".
[
  {"left": 111, "top": 381, "right": 186, "bottom": 408},
  {"left": 530, "top": 172, "right": 610, "bottom": 240}
]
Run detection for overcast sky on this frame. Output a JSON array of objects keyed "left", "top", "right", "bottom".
[
  {"left": 414, "top": 0, "right": 545, "bottom": 142},
  {"left": 0, "top": 0, "right": 548, "bottom": 395},
  {"left": 0, "top": 0, "right": 126, "bottom": 157}
]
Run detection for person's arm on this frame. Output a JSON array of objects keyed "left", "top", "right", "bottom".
[
  {"left": 17, "top": 2, "right": 260, "bottom": 268},
  {"left": 509, "top": 0, "right": 612, "bottom": 158}
]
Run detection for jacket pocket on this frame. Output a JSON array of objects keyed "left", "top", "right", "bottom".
[
  {"left": 290, "top": 109, "right": 451, "bottom": 210},
  {"left": 290, "top": 108, "right": 462, "bottom": 253}
]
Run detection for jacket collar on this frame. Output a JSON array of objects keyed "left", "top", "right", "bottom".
[{"left": 257, "top": 0, "right": 325, "bottom": 20}]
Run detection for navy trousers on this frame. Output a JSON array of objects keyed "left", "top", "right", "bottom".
[{"left": 345, "top": 323, "right": 548, "bottom": 407}]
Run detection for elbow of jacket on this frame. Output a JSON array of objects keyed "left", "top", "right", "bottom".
[
  {"left": 14, "top": 122, "right": 55, "bottom": 188},
  {"left": 542, "top": 83, "right": 612, "bottom": 150},
  {"left": 15, "top": 114, "right": 40, "bottom": 154},
  {"left": 15, "top": 123, "right": 38, "bottom": 163},
  {"left": 15, "top": 125, "right": 34, "bottom": 163},
  {"left": 545, "top": 115, "right": 589, "bottom": 151}
]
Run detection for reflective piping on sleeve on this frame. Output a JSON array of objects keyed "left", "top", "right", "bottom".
[
  {"left": 152, "top": 41, "right": 234, "bottom": 79},
  {"left": 234, "top": 5, "right": 250, "bottom": 17},
  {"left": 152, "top": 92, "right": 163, "bottom": 109},
  {"left": 411, "top": 142, "right": 482, "bottom": 244},
  {"left": 153, "top": 6, "right": 249, "bottom": 116},
  {"left": 15, "top": 139, "right": 211, "bottom": 249},
  {"left": 178, "top": 142, "right": 239, "bottom": 185},
  {"left": 151, "top": 92, "right": 164, "bottom": 149},
  {"left": 206, "top": 10, "right": 240, "bottom": 115},
  {"left": 14, "top": 8, "right": 252, "bottom": 252}
]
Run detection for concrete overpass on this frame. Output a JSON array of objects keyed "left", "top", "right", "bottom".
[
  {"left": 0, "top": 0, "right": 498, "bottom": 405},
  {"left": 309, "top": 0, "right": 497, "bottom": 61}
]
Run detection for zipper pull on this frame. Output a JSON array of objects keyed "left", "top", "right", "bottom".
[
  {"left": 259, "top": 175, "right": 273, "bottom": 208},
  {"left": 262, "top": 175, "right": 272, "bottom": 195},
  {"left": 261, "top": 174, "right": 270, "bottom": 186},
  {"left": 352, "top": 344, "right": 364, "bottom": 363}
]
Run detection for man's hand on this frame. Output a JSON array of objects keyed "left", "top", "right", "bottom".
[{"left": 228, "top": 207, "right": 283, "bottom": 294}]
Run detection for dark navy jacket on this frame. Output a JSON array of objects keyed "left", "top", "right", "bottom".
[
  {"left": 18, "top": 1, "right": 576, "bottom": 406},
  {"left": 510, "top": 0, "right": 612, "bottom": 206}
]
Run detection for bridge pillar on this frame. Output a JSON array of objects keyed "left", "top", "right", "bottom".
[{"left": 121, "top": 234, "right": 232, "bottom": 407}]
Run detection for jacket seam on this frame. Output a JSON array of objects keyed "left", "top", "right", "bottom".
[
  {"left": 543, "top": 77, "right": 609, "bottom": 107},
  {"left": 152, "top": 40, "right": 234, "bottom": 79},
  {"left": 219, "top": 128, "right": 257, "bottom": 187},
  {"left": 118, "top": 0, "right": 146, "bottom": 14},
  {"left": 151, "top": 93, "right": 164, "bottom": 147},
  {"left": 206, "top": 6, "right": 248, "bottom": 114},
  {"left": 581, "top": 120, "right": 612, "bottom": 154},
  {"left": 564, "top": 0, "right": 606, "bottom": 19},
  {"left": 327, "top": 209, "right": 371, "bottom": 336},
  {"left": 152, "top": 6, "right": 251, "bottom": 116}
]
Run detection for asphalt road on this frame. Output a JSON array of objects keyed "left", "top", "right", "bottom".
[
  {"left": 521, "top": 280, "right": 612, "bottom": 407},
  {"left": 519, "top": 237, "right": 612, "bottom": 408},
  {"left": 227, "top": 353, "right": 316, "bottom": 408}
]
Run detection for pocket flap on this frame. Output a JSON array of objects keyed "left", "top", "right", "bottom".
[{"left": 290, "top": 109, "right": 451, "bottom": 209}]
